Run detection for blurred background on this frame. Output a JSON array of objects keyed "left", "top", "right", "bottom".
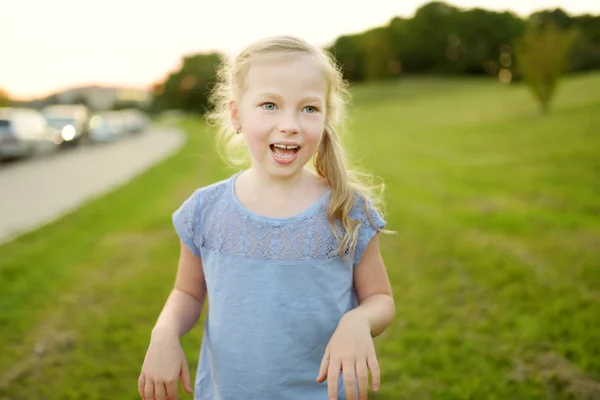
[{"left": 1, "top": 1, "right": 599, "bottom": 399}]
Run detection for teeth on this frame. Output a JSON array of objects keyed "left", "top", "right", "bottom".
[{"left": 273, "top": 144, "right": 298, "bottom": 149}]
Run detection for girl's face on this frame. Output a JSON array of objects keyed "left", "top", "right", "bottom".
[{"left": 230, "top": 54, "right": 328, "bottom": 180}]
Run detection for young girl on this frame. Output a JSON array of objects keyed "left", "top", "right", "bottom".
[{"left": 138, "top": 35, "right": 395, "bottom": 400}]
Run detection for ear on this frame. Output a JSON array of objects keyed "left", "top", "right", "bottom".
[{"left": 229, "top": 100, "right": 241, "bottom": 132}]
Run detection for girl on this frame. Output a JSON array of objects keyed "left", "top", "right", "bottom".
[{"left": 138, "top": 35, "right": 395, "bottom": 400}]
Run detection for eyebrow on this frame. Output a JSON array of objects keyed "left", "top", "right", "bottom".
[{"left": 258, "top": 92, "right": 324, "bottom": 104}]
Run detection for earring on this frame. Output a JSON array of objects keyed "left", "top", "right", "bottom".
[{"left": 237, "top": 128, "right": 243, "bottom": 135}]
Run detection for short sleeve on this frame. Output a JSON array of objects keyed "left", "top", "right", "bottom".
[
  {"left": 172, "top": 189, "right": 202, "bottom": 258},
  {"left": 350, "top": 194, "right": 386, "bottom": 267}
]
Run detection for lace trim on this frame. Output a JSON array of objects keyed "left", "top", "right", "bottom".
[{"left": 178, "top": 176, "right": 385, "bottom": 265}]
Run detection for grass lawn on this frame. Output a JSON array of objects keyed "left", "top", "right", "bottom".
[{"left": 1, "top": 71, "right": 599, "bottom": 399}]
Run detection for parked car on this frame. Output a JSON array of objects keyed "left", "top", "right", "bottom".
[
  {"left": 88, "top": 111, "right": 126, "bottom": 143},
  {"left": 42, "top": 104, "right": 91, "bottom": 146},
  {"left": 119, "top": 108, "right": 150, "bottom": 134},
  {"left": 0, "top": 107, "right": 60, "bottom": 161}
]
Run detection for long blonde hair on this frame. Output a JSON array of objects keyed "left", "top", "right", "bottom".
[{"left": 206, "top": 35, "right": 389, "bottom": 261}]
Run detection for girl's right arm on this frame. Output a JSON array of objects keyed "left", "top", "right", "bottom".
[
  {"left": 153, "top": 239, "right": 207, "bottom": 339},
  {"left": 138, "top": 240, "right": 207, "bottom": 400}
]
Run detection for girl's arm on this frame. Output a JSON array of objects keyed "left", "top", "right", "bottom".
[
  {"left": 151, "top": 240, "right": 207, "bottom": 340},
  {"left": 317, "top": 234, "right": 395, "bottom": 398},
  {"left": 349, "top": 234, "right": 395, "bottom": 336}
]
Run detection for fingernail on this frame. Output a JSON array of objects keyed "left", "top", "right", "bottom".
[{"left": 374, "top": 384, "right": 380, "bottom": 391}]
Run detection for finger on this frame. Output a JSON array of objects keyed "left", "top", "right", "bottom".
[
  {"left": 165, "top": 378, "right": 178, "bottom": 400},
  {"left": 138, "top": 374, "right": 146, "bottom": 399},
  {"left": 327, "top": 358, "right": 341, "bottom": 400},
  {"left": 356, "top": 360, "right": 369, "bottom": 400},
  {"left": 343, "top": 359, "right": 357, "bottom": 400},
  {"left": 154, "top": 382, "right": 167, "bottom": 400},
  {"left": 367, "top": 354, "right": 381, "bottom": 391},
  {"left": 317, "top": 351, "right": 330, "bottom": 383},
  {"left": 144, "top": 378, "right": 154, "bottom": 400},
  {"left": 180, "top": 358, "right": 193, "bottom": 394}
]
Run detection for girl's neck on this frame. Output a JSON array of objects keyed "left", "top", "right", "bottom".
[
  {"left": 244, "top": 166, "right": 311, "bottom": 198},
  {"left": 234, "top": 166, "right": 330, "bottom": 219}
]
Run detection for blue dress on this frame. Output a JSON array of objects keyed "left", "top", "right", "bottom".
[{"left": 172, "top": 172, "right": 385, "bottom": 400}]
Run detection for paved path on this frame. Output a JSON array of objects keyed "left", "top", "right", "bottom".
[{"left": 0, "top": 125, "right": 185, "bottom": 245}]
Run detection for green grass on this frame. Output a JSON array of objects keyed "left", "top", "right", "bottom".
[{"left": 1, "top": 71, "right": 599, "bottom": 399}]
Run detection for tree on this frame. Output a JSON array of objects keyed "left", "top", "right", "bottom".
[
  {"left": 151, "top": 52, "right": 222, "bottom": 115},
  {"left": 361, "top": 27, "right": 399, "bottom": 80},
  {"left": 570, "top": 14, "right": 600, "bottom": 71},
  {"left": 0, "top": 88, "right": 11, "bottom": 107},
  {"left": 328, "top": 35, "right": 367, "bottom": 82},
  {"left": 514, "top": 23, "right": 578, "bottom": 113},
  {"left": 455, "top": 9, "right": 524, "bottom": 75},
  {"left": 530, "top": 8, "right": 573, "bottom": 30},
  {"left": 401, "top": 1, "right": 463, "bottom": 73}
]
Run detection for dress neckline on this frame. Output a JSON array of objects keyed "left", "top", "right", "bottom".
[{"left": 228, "top": 170, "right": 331, "bottom": 224}]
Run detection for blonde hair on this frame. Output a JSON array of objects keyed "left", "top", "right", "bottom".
[{"left": 206, "top": 35, "right": 389, "bottom": 261}]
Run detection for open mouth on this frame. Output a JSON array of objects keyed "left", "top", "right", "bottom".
[{"left": 269, "top": 143, "right": 301, "bottom": 160}]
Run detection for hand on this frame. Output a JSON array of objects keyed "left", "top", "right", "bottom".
[
  {"left": 316, "top": 312, "right": 380, "bottom": 400},
  {"left": 138, "top": 329, "right": 193, "bottom": 400}
]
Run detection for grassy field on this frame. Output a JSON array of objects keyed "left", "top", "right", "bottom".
[{"left": 1, "top": 71, "right": 599, "bottom": 399}]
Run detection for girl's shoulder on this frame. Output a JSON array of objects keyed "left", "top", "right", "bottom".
[
  {"left": 184, "top": 174, "right": 232, "bottom": 204},
  {"left": 176, "top": 171, "right": 239, "bottom": 214},
  {"left": 348, "top": 191, "right": 386, "bottom": 228},
  {"left": 170, "top": 174, "right": 236, "bottom": 258},
  {"left": 344, "top": 190, "right": 387, "bottom": 266}
]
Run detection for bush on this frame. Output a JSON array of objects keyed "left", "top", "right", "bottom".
[{"left": 514, "top": 23, "right": 579, "bottom": 113}]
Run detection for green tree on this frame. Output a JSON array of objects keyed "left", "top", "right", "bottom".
[
  {"left": 571, "top": 14, "right": 600, "bottom": 71},
  {"left": 530, "top": 8, "right": 573, "bottom": 29},
  {"left": 361, "top": 27, "right": 399, "bottom": 80},
  {"left": 0, "top": 88, "right": 11, "bottom": 107},
  {"left": 152, "top": 52, "right": 222, "bottom": 114},
  {"left": 515, "top": 22, "right": 578, "bottom": 113},
  {"left": 455, "top": 9, "right": 524, "bottom": 75},
  {"left": 328, "top": 35, "right": 367, "bottom": 82},
  {"left": 401, "top": 1, "right": 463, "bottom": 73}
]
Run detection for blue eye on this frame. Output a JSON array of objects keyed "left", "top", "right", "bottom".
[
  {"left": 261, "top": 102, "right": 276, "bottom": 110},
  {"left": 303, "top": 106, "right": 317, "bottom": 113}
]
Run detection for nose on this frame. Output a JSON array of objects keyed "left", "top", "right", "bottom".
[{"left": 278, "top": 110, "right": 300, "bottom": 135}]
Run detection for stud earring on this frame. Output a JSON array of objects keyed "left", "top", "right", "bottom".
[{"left": 236, "top": 128, "right": 242, "bottom": 135}]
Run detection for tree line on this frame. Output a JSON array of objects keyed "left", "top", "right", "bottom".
[
  {"left": 325, "top": 2, "right": 598, "bottom": 82},
  {"left": 147, "top": 2, "right": 598, "bottom": 115}
]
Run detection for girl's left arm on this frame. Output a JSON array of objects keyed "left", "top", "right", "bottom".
[
  {"left": 348, "top": 233, "right": 396, "bottom": 336},
  {"left": 316, "top": 234, "right": 395, "bottom": 400}
]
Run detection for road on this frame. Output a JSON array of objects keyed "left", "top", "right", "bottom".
[{"left": 0, "top": 125, "right": 185, "bottom": 245}]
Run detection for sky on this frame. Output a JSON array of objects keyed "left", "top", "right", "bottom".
[{"left": 2, "top": 0, "right": 599, "bottom": 100}]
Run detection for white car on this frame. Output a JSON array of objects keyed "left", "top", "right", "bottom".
[
  {"left": 0, "top": 107, "right": 59, "bottom": 160},
  {"left": 43, "top": 104, "right": 90, "bottom": 146}
]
